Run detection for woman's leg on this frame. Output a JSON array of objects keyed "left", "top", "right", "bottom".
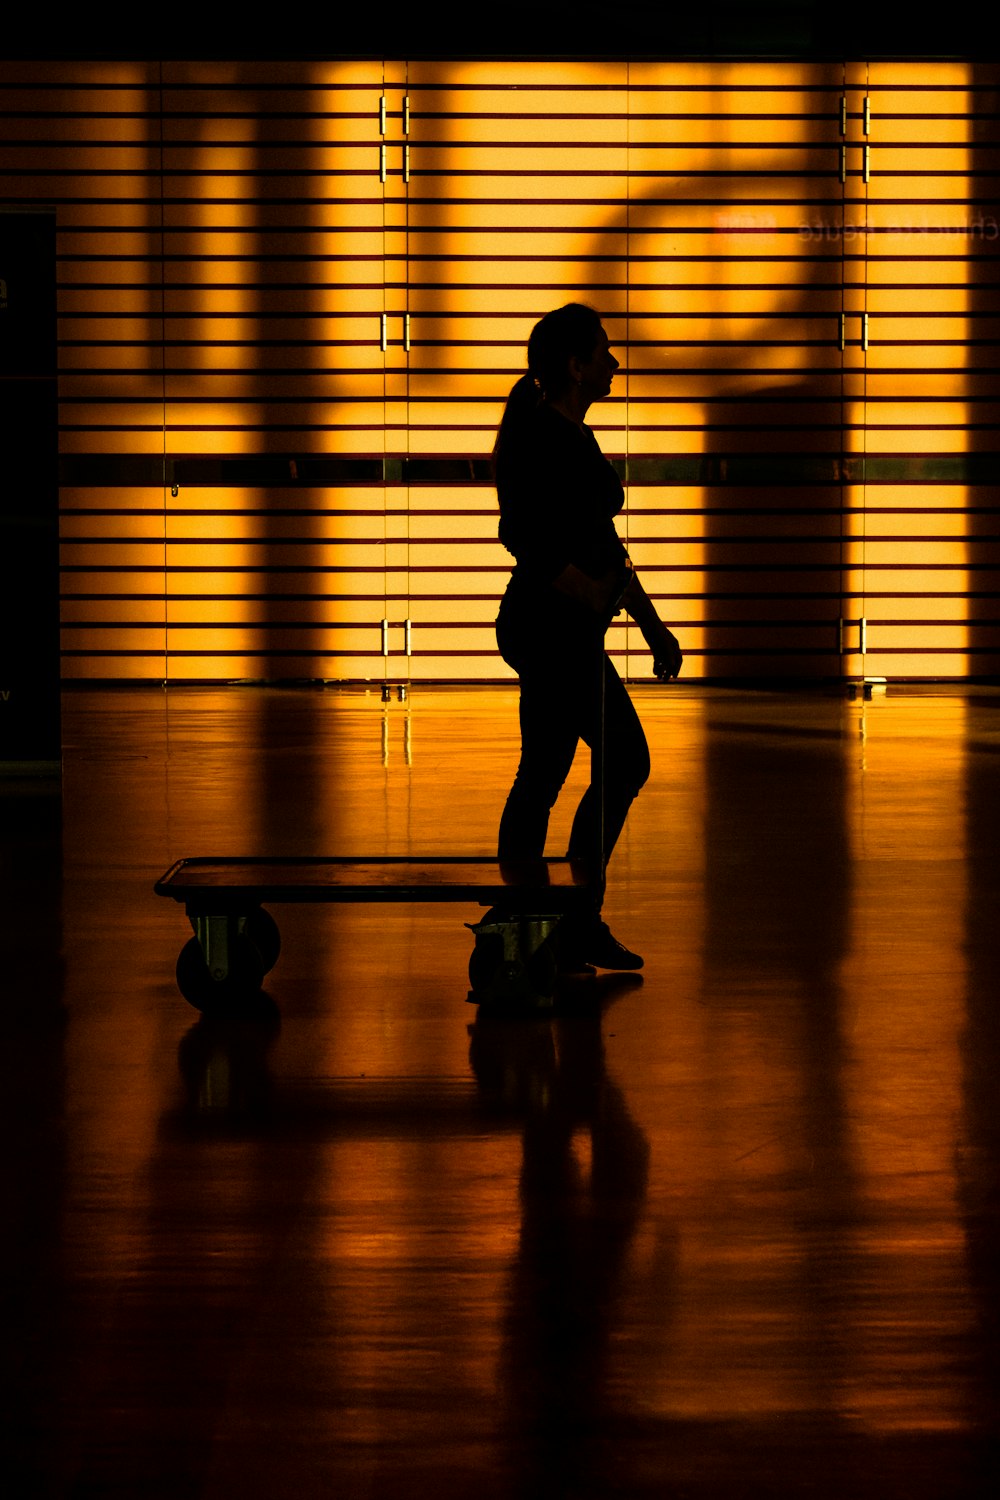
[
  {"left": 561, "top": 654, "right": 648, "bottom": 969},
  {"left": 497, "top": 670, "right": 582, "bottom": 860},
  {"left": 498, "top": 642, "right": 648, "bottom": 971},
  {"left": 566, "top": 653, "right": 650, "bottom": 868}
]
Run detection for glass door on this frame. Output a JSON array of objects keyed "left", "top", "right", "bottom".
[
  {"left": 625, "top": 61, "right": 851, "bottom": 681},
  {"left": 839, "top": 61, "right": 871, "bottom": 685},
  {"left": 400, "top": 59, "right": 631, "bottom": 684},
  {"left": 850, "top": 62, "right": 977, "bottom": 681},
  {"left": 381, "top": 62, "right": 412, "bottom": 698}
]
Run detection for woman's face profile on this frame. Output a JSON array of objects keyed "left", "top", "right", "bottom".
[{"left": 574, "top": 324, "right": 620, "bottom": 403}]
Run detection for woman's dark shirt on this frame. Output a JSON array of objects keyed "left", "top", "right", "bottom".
[{"left": 496, "top": 402, "right": 628, "bottom": 593}]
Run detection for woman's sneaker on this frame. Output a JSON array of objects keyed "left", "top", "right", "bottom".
[{"left": 584, "top": 921, "right": 644, "bottom": 971}]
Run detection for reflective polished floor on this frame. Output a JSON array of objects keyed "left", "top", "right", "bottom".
[{"left": 2, "top": 683, "right": 999, "bottom": 1498}]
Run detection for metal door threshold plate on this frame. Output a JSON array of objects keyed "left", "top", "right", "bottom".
[{"left": 155, "top": 855, "right": 595, "bottom": 1014}]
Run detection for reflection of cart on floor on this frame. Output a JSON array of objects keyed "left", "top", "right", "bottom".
[{"left": 154, "top": 855, "right": 597, "bottom": 1014}]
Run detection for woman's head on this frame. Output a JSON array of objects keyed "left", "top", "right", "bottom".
[
  {"left": 493, "top": 303, "right": 616, "bottom": 467},
  {"left": 526, "top": 302, "right": 606, "bottom": 400}
]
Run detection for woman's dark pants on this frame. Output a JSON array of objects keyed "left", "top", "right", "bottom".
[{"left": 496, "top": 605, "right": 650, "bottom": 877}]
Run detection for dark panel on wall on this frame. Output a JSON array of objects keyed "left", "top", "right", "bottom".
[{"left": 0, "top": 210, "right": 59, "bottom": 766}]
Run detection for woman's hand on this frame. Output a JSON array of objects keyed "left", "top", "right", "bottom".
[
  {"left": 620, "top": 566, "right": 683, "bottom": 679},
  {"left": 642, "top": 619, "right": 683, "bottom": 680},
  {"left": 552, "top": 562, "right": 631, "bottom": 616},
  {"left": 586, "top": 569, "right": 628, "bottom": 616}
]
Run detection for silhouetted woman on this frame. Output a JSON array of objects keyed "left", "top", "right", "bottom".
[{"left": 494, "top": 303, "right": 682, "bottom": 970}]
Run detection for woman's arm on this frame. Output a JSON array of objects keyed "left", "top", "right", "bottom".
[
  {"left": 551, "top": 561, "right": 682, "bottom": 679},
  {"left": 622, "top": 569, "right": 683, "bottom": 680}
]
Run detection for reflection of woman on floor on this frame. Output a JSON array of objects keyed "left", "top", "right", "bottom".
[
  {"left": 494, "top": 303, "right": 682, "bottom": 970},
  {"left": 469, "top": 1005, "right": 652, "bottom": 1496}
]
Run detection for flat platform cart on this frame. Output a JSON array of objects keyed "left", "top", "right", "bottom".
[{"left": 155, "top": 855, "right": 597, "bottom": 1013}]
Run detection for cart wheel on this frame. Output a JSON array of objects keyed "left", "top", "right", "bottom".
[
  {"left": 468, "top": 929, "right": 505, "bottom": 994},
  {"left": 468, "top": 923, "right": 558, "bottom": 1006},
  {"left": 245, "top": 907, "right": 281, "bottom": 974},
  {"left": 176, "top": 935, "right": 265, "bottom": 1014}
]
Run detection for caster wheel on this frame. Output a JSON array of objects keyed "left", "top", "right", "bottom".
[
  {"left": 468, "top": 929, "right": 505, "bottom": 994},
  {"left": 467, "top": 913, "right": 558, "bottom": 1007},
  {"left": 176, "top": 934, "right": 265, "bottom": 1014},
  {"left": 245, "top": 907, "right": 281, "bottom": 974}
]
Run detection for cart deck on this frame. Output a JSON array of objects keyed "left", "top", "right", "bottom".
[
  {"left": 155, "top": 854, "right": 593, "bottom": 909},
  {"left": 155, "top": 855, "right": 597, "bottom": 1011}
]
